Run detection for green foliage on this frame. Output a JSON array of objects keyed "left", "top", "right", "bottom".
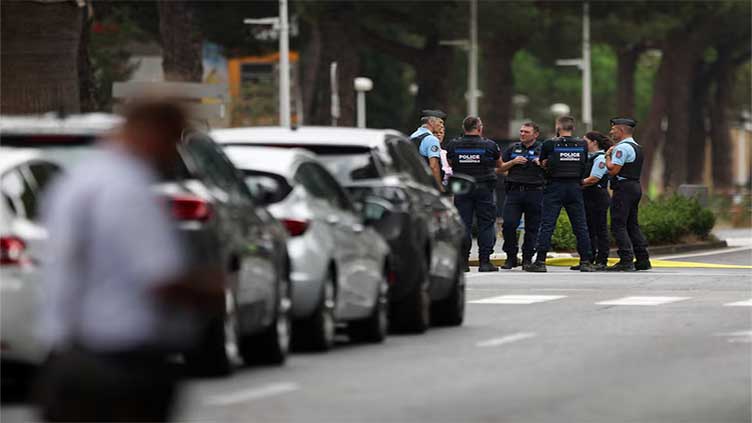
[{"left": 551, "top": 212, "right": 577, "bottom": 251}]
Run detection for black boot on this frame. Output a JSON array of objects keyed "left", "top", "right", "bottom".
[
  {"left": 524, "top": 260, "right": 547, "bottom": 272},
  {"left": 635, "top": 259, "right": 652, "bottom": 271},
  {"left": 569, "top": 264, "right": 581, "bottom": 270},
  {"left": 522, "top": 255, "right": 533, "bottom": 268},
  {"left": 592, "top": 261, "right": 607, "bottom": 271},
  {"left": 478, "top": 257, "right": 499, "bottom": 272},
  {"left": 501, "top": 255, "right": 518, "bottom": 270},
  {"left": 606, "top": 259, "right": 636, "bottom": 272},
  {"left": 579, "top": 261, "right": 597, "bottom": 272}
]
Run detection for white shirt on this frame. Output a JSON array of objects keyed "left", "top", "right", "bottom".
[{"left": 40, "top": 145, "right": 195, "bottom": 352}]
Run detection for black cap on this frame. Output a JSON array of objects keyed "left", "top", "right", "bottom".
[
  {"left": 420, "top": 109, "right": 447, "bottom": 120},
  {"left": 610, "top": 117, "right": 637, "bottom": 127}
]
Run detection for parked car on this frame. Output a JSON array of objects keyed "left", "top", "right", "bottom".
[
  {"left": 0, "top": 147, "right": 63, "bottom": 386},
  {"left": 0, "top": 115, "right": 292, "bottom": 376},
  {"left": 211, "top": 127, "right": 473, "bottom": 333},
  {"left": 223, "top": 145, "right": 392, "bottom": 349}
]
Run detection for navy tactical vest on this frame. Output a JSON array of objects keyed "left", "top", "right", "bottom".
[
  {"left": 616, "top": 140, "right": 643, "bottom": 181},
  {"left": 410, "top": 132, "right": 444, "bottom": 179},
  {"left": 449, "top": 135, "right": 497, "bottom": 183},
  {"left": 586, "top": 151, "right": 608, "bottom": 189},
  {"left": 506, "top": 141, "right": 544, "bottom": 186},
  {"left": 547, "top": 136, "right": 587, "bottom": 179}
]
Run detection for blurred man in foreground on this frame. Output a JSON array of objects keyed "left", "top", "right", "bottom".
[{"left": 36, "top": 100, "right": 224, "bottom": 422}]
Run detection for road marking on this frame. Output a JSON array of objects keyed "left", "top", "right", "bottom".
[
  {"left": 204, "top": 382, "right": 300, "bottom": 406},
  {"left": 724, "top": 299, "right": 752, "bottom": 307},
  {"left": 476, "top": 332, "right": 537, "bottom": 348},
  {"left": 596, "top": 296, "right": 690, "bottom": 306},
  {"left": 658, "top": 246, "right": 752, "bottom": 260},
  {"left": 715, "top": 330, "right": 752, "bottom": 343},
  {"left": 471, "top": 295, "right": 566, "bottom": 304}
]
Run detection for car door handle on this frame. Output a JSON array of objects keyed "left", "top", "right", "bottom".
[
  {"left": 351, "top": 223, "right": 364, "bottom": 233},
  {"left": 326, "top": 215, "right": 340, "bottom": 225}
]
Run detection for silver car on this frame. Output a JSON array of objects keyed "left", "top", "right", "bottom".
[
  {"left": 222, "top": 145, "right": 391, "bottom": 350},
  {"left": 0, "top": 148, "right": 63, "bottom": 382}
]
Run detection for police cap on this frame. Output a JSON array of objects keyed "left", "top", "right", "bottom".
[
  {"left": 420, "top": 109, "right": 447, "bottom": 120},
  {"left": 610, "top": 117, "right": 637, "bottom": 127}
]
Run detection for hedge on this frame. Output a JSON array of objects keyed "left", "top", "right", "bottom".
[{"left": 550, "top": 194, "right": 716, "bottom": 251}]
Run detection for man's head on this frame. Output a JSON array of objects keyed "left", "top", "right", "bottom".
[
  {"left": 422, "top": 116, "right": 444, "bottom": 133},
  {"left": 121, "top": 99, "right": 188, "bottom": 170},
  {"left": 555, "top": 116, "right": 575, "bottom": 136},
  {"left": 519, "top": 122, "right": 539, "bottom": 143},
  {"left": 463, "top": 116, "right": 483, "bottom": 136},
  {"left": 608, "top": 117, "right": 636, "bottom": 142}
]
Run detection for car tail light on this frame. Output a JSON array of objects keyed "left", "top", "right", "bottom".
[
  {"left": 0, "top": 236, "right": 27, "bottom": 266},
  {"left": 281, "top": 218, "right": 309, "bottom": 237},
  {"left": 387, "top": 270, "right": 398, "bottom": 285},
  {"left": 170, "top": 195, "right": 212, "bottom": 222}
]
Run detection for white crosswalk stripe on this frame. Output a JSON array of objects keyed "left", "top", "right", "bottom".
[
  {"left": 471, "top": 295, "right": 567, "bottom": 305},
  {"left": 724, "top": 299, "right": 752, "bottom": 307},
  {"left": 596, "top": 296, "right": 690, "bottom": 306}
]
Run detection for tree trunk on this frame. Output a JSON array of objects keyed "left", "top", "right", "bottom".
[
  {"left": 639, "top": 53, "right": 670, "bottom": 189},
  {"left": 301, "top": 24, "right": 322, "bottom": 125},
  {"left": 158, "top": 1, "right": 202, "bottom": 82},
  {"left": 481, "top": 43, "right": 515, "bottom": 140},
  {"left": 78, "top": 10, "right": 97, "bottom": 112},
  {"left": 1, "top": 1, "right": 83, "bottom": 114},
  {"left": 709, "top": 51, "right": 734, "bottom": 191},
  {"left": 616, "top": 46, "right": 639, "bottom": 117},
  {"left": 308, "top": 6, "right": 360, "bottom": 126},
  {"left": 685, "top": 60, "right": 711, "bottom": 185},
  {"left": 413, "top": 35, "right": 453, "bottom": 113}
]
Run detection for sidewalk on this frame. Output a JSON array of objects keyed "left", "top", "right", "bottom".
[{"left": 467, "top": 227, "right": 752, "bottom": 264}]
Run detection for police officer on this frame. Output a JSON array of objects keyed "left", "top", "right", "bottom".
[
  {"left": 410, "top": 109, "right": 447, "bottom": 190},
  {"left": 525, "top": 116, "right": 595, "bottom": 272},
  {"left": 446, "top": 116, "right": 502, "bottom": 272},
  {"left": 572, "top": 131, "right": 613, "bottom": 271},
  {"left": 605, "top": 117, "right": 651, "bottom": 271},
  {"left": 498, "top": 122, "right": 545, "bottom": 269}
]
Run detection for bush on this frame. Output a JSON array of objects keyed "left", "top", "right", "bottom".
[{"left": 548, "top": 194, "right": 715, "bottom": 251}]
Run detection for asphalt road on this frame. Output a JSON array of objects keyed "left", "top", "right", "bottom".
[{"left": 2, "top": 247, "right": 751, "bottom": 423}]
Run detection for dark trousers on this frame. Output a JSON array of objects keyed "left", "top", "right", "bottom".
[
  {"left": 455, "top": 180, "right": 497, "bottom": 259},
  {"left": 535, "top": 180, "right": 592, "bottom": 262},
  {"left": 37, "top": 348, "right": 178, "bottom": 422},
  {"left": 502, "top": 188, "right": 543, "bottom": 260},
  {"left": 610, "top": 180, "right": 649, "bottom": 261},
  {"left": 583, "top": 187, "right": 610, "bottom": 264}
]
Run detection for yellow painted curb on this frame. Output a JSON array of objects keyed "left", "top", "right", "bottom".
[{"left": 544, "top": 257, "right": 752, "bottom": 269}]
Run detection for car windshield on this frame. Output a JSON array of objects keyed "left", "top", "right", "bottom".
[{"left": 316, "top": 153, "right": 381, "bottom": 183}]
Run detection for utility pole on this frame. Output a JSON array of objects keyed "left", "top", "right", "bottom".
[
  {"left": 582, "top": 1, "right": 592, "bottom": 131},
  {"left": 468, "top": 0, "right": 479, "bottom": 117},
  {"left": 278, "top": 0, "right": 291, "bottom": 128}
]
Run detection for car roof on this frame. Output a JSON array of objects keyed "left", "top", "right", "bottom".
[
  {"left": 0, "top": 113, "right": 122, "bottom": 135},
  {"left": 222, "top": 145, "right": 316, "bottom": 180},
  {"left": 211, "top": 126, "right": 405, "bottom": 149},
  {"left": 0, "top": 147, "right": 44, "bottom": 171}
]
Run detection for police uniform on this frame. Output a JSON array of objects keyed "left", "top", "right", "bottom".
[
  {"left": 526, "top": 135, "right": 593, "bottom": 272},
  {"left": 445, "top": 134, "right": 501, "bottom": 268},
  {"left": 410, "top": 109, "right": 446, "bottom": 179},
  {"left": 500, "top": 140, "right": 545, "bottom": 267},
  {"left": 608, "top": 118, "right": 650, "bottom": 270},
  {"left": 583, "top": 150, "right": 610, "bottom": 266}
]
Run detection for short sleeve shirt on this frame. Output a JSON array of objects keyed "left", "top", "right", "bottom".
[
  {"left": 589, "top": 151, "right": 608, "bottom": 180},
  {"left": 410, "top": 127, "right": 442, "bottom": 159},
  {"left": 40, "top": 146, "right": 195, "bottom": 352},
  {"left": 502, "top": 141, "right": 541, "bottom": 162},
  {"left": 612, "top": 138, "right": 638, "bottom": 166}
]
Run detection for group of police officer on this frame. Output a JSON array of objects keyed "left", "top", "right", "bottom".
[{"left": 411, "top": 110, "right": 651, "bottom": 273}]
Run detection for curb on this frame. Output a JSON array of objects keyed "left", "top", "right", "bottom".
[{"left": 468, "top": 240, "right": 729, "bottom": 267}]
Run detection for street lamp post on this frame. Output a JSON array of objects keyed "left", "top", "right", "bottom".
[
  {"left": 468, "top": 0, "right": 479, "bottom": 117},
  {"left": 354, "top": 77, "right": 373, "bottom": 129},
  {"left": 555, "top": 1, "right": 592, "bottom": 131}
]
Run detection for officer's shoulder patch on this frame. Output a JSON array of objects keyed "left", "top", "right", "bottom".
[
  {"left": 615, "top": 150, "right": 623, "bottom": 159},
  {"left": 598, "top": 162, "right": 606, "bottom": 169},
  {"left": 431, "top": 145, "right": 439, "bottom": 152}
]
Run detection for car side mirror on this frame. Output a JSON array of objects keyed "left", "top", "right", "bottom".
[{"left": 445, "top": 174, "right": 475, "bottom": 196}]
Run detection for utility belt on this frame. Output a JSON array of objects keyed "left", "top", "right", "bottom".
[
  {"left": 506, "top": 182, "right": 543, "bottom": 192},
  {"left": 611, "top": 178, "right": 639, "bottom": 189}
]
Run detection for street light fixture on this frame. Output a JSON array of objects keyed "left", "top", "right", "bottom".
[{"left": 354, "top": 77, "right": 373, "bottom": 129}]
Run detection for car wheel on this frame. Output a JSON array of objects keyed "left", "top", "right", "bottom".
[
  {"left": 184, "top": 283, "right": 235, "bottom": 377},
  {"left": 294, "top": 272, "right": 336, "bottom": 351},
  {"left": 239, "top": 276, "right": 291, "bottom": 366},
  {"left": 431, "top": 259, "right": 465, "bottom": 326},
  {"left": 391, "top": 257, "right": 430, "bottom": 334},
  {"left": 347, "top": 276, "right": 388, "bottom": 343}
]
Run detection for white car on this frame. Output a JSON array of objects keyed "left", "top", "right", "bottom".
[
  {"left": 0, "top": 147, "right": 63, "bottom": 377},
  {"left": 222, "top": 145, "right": 392, "bottom": 350}
]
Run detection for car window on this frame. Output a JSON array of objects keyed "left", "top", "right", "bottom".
[
  {"left": 183, "top": 135, "right": 250, "bottom": 201},
  {"left": 294, "top": 162, "right": 351, "bottom": 210},
  {"left": 26, "top": 161, "right": 62, "bottom": 195},
  {"left": 1, "top": 167, "right": 38, "bottom": 221},
  {"left": 388, "top": 139, "right": 435, "bottom": 187},
  {"left": 316, "top": 152, "right": 383, "bottom": 184}
]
